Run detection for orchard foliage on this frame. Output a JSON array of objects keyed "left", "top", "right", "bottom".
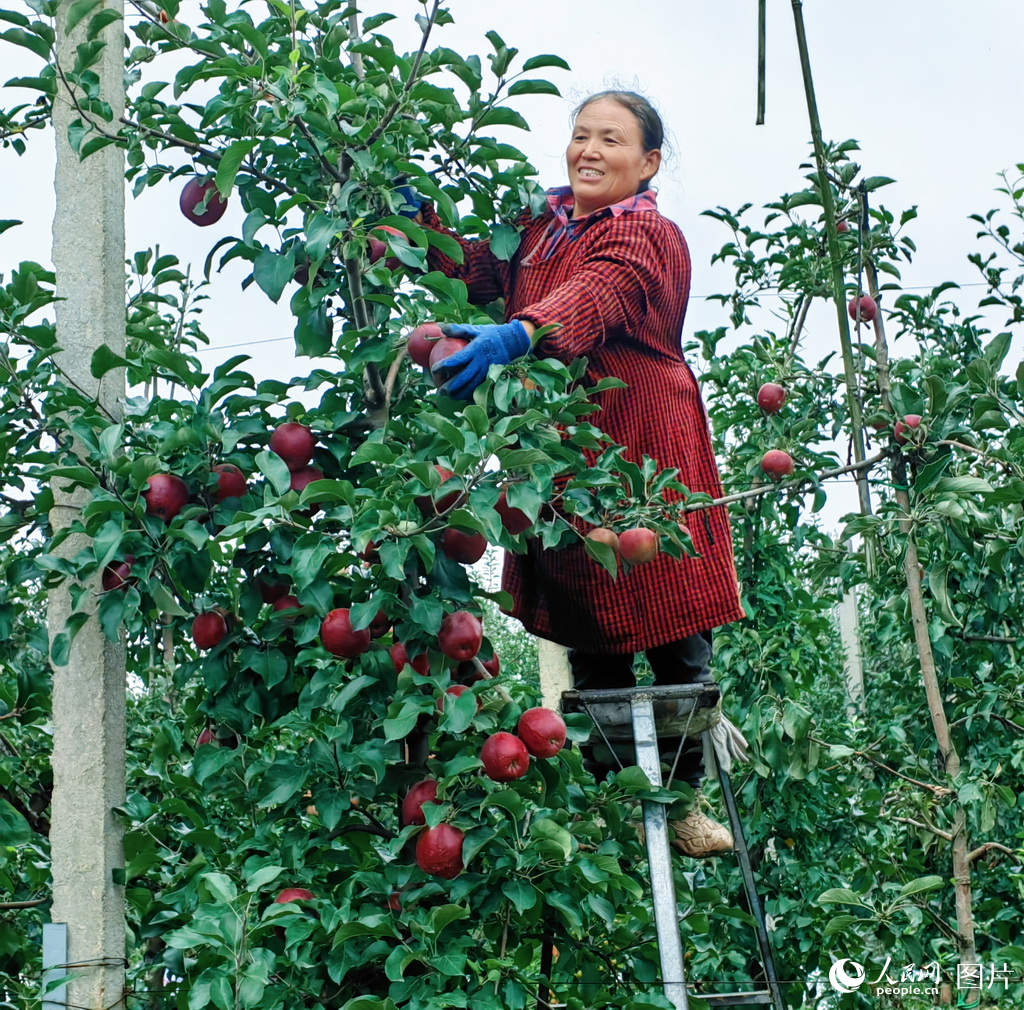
[{"left": 1, "top": 4, "right": 1023, "bottom": 1010}]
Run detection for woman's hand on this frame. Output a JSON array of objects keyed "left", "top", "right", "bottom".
[{"left": 430, "top": 320, "right": 532, "bottom": 399}]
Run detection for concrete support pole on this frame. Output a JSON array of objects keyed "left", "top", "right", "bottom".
[
  {"left": 538, "top": 638, "right": 571, "bottom": 710},
  {"left": 837, "top": 588, "right": 864, "bottom": 713},
  {"left": 49, "top": 2, "right": 127, "bottom": 1008}
]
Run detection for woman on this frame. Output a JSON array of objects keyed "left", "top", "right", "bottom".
[{"left": 419, "top": 91, "right": 744, "bottom": 857}]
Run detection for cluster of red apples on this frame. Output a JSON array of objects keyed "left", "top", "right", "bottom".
[{"left": 406, "top": 706, "right": 568, "bottom": 880}]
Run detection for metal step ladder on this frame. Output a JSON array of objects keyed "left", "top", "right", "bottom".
[{"left": 560, "top": 683, "right": 786, "bottom": 1010}]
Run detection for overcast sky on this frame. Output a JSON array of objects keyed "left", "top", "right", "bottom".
[{"left": 2, "top": 1, "right": 1022, "bottom": 478}]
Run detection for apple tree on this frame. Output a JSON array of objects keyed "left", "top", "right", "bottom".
[{"left": 0, "top": 3, "right": 721, "bottom": 1009}]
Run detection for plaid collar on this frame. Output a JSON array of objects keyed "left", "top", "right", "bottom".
[
  {"left": 524, "top": 186, "right": 659, "bottom": 263},
  {"left": 545, "top": 185, "right": 659, "bottom": 222}
]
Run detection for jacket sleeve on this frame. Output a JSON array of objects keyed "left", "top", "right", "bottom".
[
  {"left": 514, "top": 215, "right": 688, "bottom": 361},
  {"left": 420, "top": 204, "right": 509, "bottom": 305}
]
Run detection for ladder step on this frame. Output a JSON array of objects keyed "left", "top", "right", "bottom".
[{"left": 695, "top": 992, "right": 776, "bottom": 1006}]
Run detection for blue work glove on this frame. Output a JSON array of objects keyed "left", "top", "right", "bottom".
[
  {"left": 395, "top": 184, "right": 423, "bottom": 219},
  {"left": 432, "top": 320, "right": 532, "bottom": 400}
]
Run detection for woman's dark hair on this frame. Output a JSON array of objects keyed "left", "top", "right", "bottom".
[
  {"left": 573, "top": 90, "right": 664, "bottom": 150},
  {"left": 572, "top": 90, "right": 665, "bottom": 191}
]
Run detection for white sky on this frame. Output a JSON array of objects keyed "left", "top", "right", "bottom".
[{"left": 3, "top": 1, "right": 1022, "bottom": 524}]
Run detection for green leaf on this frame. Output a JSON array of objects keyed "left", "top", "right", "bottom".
[
  {"left": 530, "top": 818, "right": 572, "bottom": 859},
  {"left": 86, "top": 7, "right": 120, "bottom": 39},
  {"left": 862, "top": 176, "right": 895, "bottom": 191},
  {"left": 583, "top": 536, "right": 618, "bottom": 578},
  {"left": 253, "top": 247, "right": 294, "bottom": 304},
  {"left": 255, "top": 449, "right": 291, "bottom": 495},
  {"left": 823, "top": 914, "right": 859, "bottom": 937},
  {"left": 490, "top": 223, "right": 521, "bottom": 261},
  {"left": 897, "top": 875, "right": 944, "bottom": 898},
  {"left": 522, "top": 54, "right": 571, "bottom": 71},
  {"left": 215, "top": 139, "right": 257, "bottom": 198},
  {"left": 246, "top": 864, "right": 284, "bottom": 892},
  {"left": 934, "top": 476, "right": 993, "bottom": 495},
  {"left": 504, "top": 878, "right": 537, "bottom": 913},
  {"left": 817, "top": 887, "right": 866, "bottom": 906},
  {"left": 0, "top": 798, "right": 31, "bottom": 846},
  {"left": 150, "top": 581, "right": 188, "bottom": 618},
  {"left": 200, "top": 871, "right": 237, "bottom": 903},
  {"left": 429, "top": 903, "right": 470, "bottom": 936},
  {"left": 90, "top": 344, "right": 129, "bottom": 378},
  {"left": 65, "top": 0, "right": 101, "bottom": 35},
  {"left": 508, "top": 79, "right": 560, "bottom": 98},
  {"left": 476, "top": 106, "right": 530, "bottom": 131}
]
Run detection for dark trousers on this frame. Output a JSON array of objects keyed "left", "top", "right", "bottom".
[{"left": 569, "top": 631, "right": 712, "bottom": 788}]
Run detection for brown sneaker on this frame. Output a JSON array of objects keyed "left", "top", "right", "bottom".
[{"left": 669, "top": 805, "right": 734, "bottom": 858}]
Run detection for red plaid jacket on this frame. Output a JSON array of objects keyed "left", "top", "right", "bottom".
[{"left": 423, "top": 188, "right": 744, "bottom": 654}]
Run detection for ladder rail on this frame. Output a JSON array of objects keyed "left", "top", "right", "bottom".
[
  {"left": 713, "top": 735, "right": 787, "bottom": 1010},
  {"left": 632, "top": 696, "right": 690, "bottom": 1010}
]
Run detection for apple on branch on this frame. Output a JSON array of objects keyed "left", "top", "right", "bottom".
[
  {"left": 517, "top": 708, "right": 567, "bottom": 758},
  {"left": 760, "top": 449, "right": 794, "bottom": 479},
  {"left": 481, "top": 732, "right": 530, "bottom": 782},
  {"left": 143, "top": 473, "right": 189, "bottom": 521},
  {"left": 179, "top": 177, "right": 227, "bottom": 227},
  {"left": 321, "top": 608, "right": 371, "bottom": 658},
  {"left": 756, "top": 382, "right": 787, "bottom": 414},
  {"left": 415, "top": 823, "right": 464, "bottom": 879}
]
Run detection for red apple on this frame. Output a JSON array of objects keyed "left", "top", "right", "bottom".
[
  {"left": 585, "top": 527, "right": 620, "bottom": 557},
  {"left": 179, "top": 177, "right": 227, "bottom": 227},
  {"left": 102, "top": 555, "right": 136, "bottom": 592},
  {"left": 847, "top": 295, "right": 877, "bottom": 323},
  {"left": 480, "top": 654, "right": 500, "bottom": 678},
  {"left": 619, "top": 528, "right": 659, "bottom": 566},
  {"left": 440, "top": 527, "right": 488, "bottom": 565},
  {"left": 143, "top": 473, "right": 189, "bottom": 521},
  {"left": 760, "top": 449, "right": 795, "bottom": 479},
  {"left": 756, "top": 382, "right": 787, "bottom": 414},
  {"left": 495, "top": 489, "right": 533, "bottom": 535},
  {"left": 836, "top": 220, "right": 850, "bottom": 234},
  {"left": 289, "top": 465, "right": 323, "bottom": 494},
  {"left": 407, "top": 322, "right": 443, "bottom": 368},
  {"left": 258, "top": 575, "right": 289, "bottom": 604},
  {"left": 270, "top": 422, "right": 315, "bottom": 471},
  {"left": 321, "top": 608, "right": 371, "bottom": 658},
  {"left": 436, "top": 683, "right": 481, "bottom": 713},
  {"left": 428, "top": 336, "right": 470, "bottom": 385},
  {"left": 894, "top": 414, "right": 923, "bottom": 444},
  {"left": 401, "top": 778, "right": 440, "bottom": 826},
  {"left": 272, "top": 594, "right": 301, "bottom": 615},
  {"left": 192, "top": 610, "right": 227, "bottom": 650},
  {"left": 388, "top": 892, "right": 401, "bottom": 911},
  {"left": 196, "top": 727, "right": 216, "bottom": 747},
  {"left": 517, "top": 707, "right": 567, "bottom": 759},
  {"left": 370, "top": 225, "right": 404, "bottom": 270},
  {"left": 414, "top": 465, "right": 464, "bottom": 517},
  {"left": 415, "top": 823, "right": 464, "bottom": 879},
  {"left": 438, "top": 611, "right": 482, "bottom": 662},
  {"left": 390, "top": 642, "right": 430, "bottom": 676},
  {"left": 481, "top": 731, "right": 530, "bottom": 782},
  {"left": 212, "top": 463, "right": 247, "bottom": 501},
  {"left": 369, "top": 609, "right": 391, "bottom": 638},
  {"left": 274, "top": 887, "right": 314, "bottom": 904}
]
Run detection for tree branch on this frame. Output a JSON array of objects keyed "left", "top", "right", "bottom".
[
  {"left": 684, "top": 450, "right": 888, "bottom": 513},
  {"left": 893, "top": 815, "right": 953, "bottom": 841},
  {"left": 967, "top": 841, "right": 1017, "bottom": 863},
  {"left": 364, "top": 0, "right": 443, "bottom": 149}
]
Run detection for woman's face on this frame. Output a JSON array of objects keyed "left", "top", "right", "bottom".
[{"left": 565, "top": 98, "right": 661, "bottom": 217}]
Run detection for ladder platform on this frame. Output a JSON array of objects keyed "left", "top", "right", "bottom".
[{"left": 561, "top": 683, "right": 722, "bottom": 741}]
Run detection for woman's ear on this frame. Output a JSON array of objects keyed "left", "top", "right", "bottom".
[{"left": 641, "top": 148, "right": 662, "bottom": 184}]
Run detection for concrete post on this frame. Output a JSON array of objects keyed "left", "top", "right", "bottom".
[
  {"left": 538, "top": 638, "right": 571, "bottom": 710},
  {"left": 48, "top": 2, "right": 127, "bottom": 1008},
  {"left": 837, "top": 588, "right": 864, "bottom": 713}
]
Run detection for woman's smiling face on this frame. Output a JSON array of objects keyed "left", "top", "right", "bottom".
[{"left": 565, "top": 98, "right": 661, "bottom": 217}]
